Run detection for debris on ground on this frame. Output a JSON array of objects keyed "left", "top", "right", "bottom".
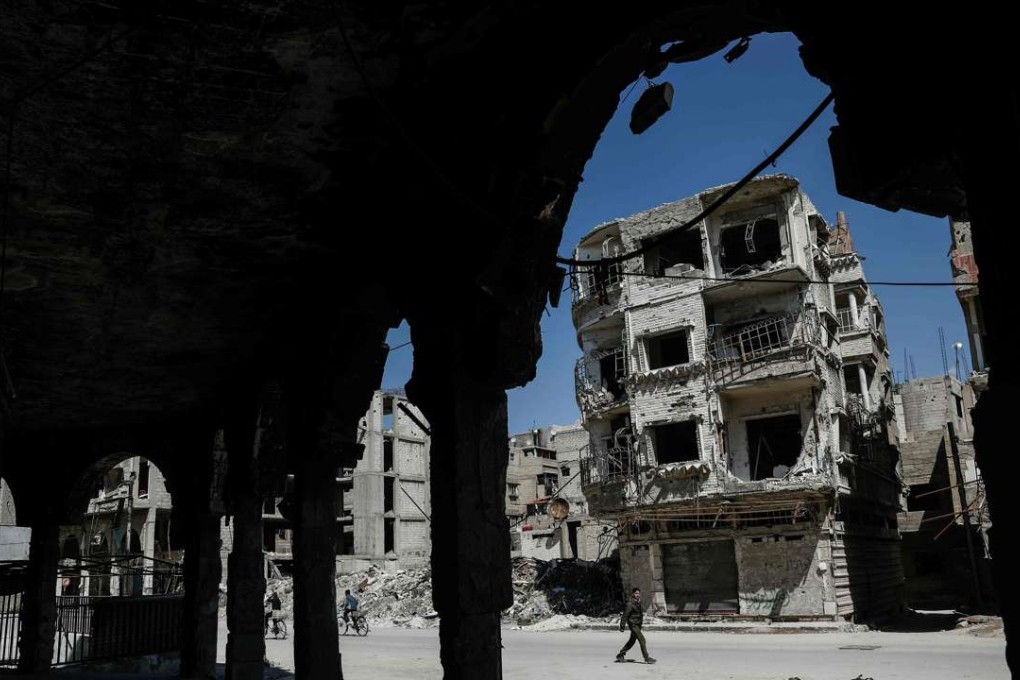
[{"left": 260, "top": 555, "right": 623, "bottom": 630}]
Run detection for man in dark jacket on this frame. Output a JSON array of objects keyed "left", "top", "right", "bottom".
[{"left": 616, "top": 587, "right": 656, "bottom": 664}]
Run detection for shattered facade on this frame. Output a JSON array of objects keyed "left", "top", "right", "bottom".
[
  {"left": 573, "top": 175, "right": 903, "bottom": 621},
  {"left": 225, "top": 389, "right": 432, "bottom": 573},
  {"left": 506, "top": 424, "right": 616, "bottom": 561},
  {"left": 894, "top": 375, "right": 993, "bottom": 608},
  {"left": 949, "top": 219, "right": 989, "bottom": 394},
  {"left": 65, "top": 458, "right": 177, "bottom": 596}
]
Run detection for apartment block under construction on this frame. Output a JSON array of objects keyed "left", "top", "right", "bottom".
[{"left": 572, "top": 175, "right": 903, "bottom": 621}]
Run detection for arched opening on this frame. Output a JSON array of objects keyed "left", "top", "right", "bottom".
[
  {"left": 63, "top": 455, "right": 179, "bottom": 597},
  {"left": 508, "top": 25, "right": 989, "bottom": 634}
]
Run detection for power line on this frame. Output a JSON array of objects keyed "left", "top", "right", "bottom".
[
  {"left": 555, "top": 92, "right": 835, "bottom": 268},
  {"left": 574, "top": 269, "right": 960, "bottom": 288},
  {"left": 388, "top": 340, "right": 412, "bottom": 351}
]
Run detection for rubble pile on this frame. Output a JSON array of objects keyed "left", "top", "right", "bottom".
[
  {"left": 503, "top": 556, "right": 622, "bottom": 626},
  {"left": 265, "top": 556, "right": 622, "bottom": 630}
]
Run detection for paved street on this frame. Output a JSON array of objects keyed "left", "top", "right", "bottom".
[{"left": 239, "top": 624, "right": 1009, "bottom": 680}]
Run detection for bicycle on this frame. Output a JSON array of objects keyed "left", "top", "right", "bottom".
[
  {"left": 341, "top": 611, "right": 370, "bottom": 636},
  {"left": 264, "top": 616, "right": 288, "bottom": 639}
]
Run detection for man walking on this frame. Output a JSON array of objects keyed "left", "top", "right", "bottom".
[{"left": 616, "top": 587, "right": 656, "bottom": 664}]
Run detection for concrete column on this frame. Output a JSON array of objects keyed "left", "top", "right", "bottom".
[
  {"left": 225, "top": 417, "right": 266, "bottom": 680},
  {"left": 17, "top": 519, "right": 59, "bottom": 673},
  {"left": 848, "top": 292, "right": 860, "bottom": 328},
  {"left": 415, "top": 378, "right": 511, "bottom": 680},
  {"left": 292, "top": 451, "right": 342, "bottom": 680},
  {"left": 857, "top": 364, "right": 871, "bottom": 411},
  {"left": 180, "top": 509, "right": 222, "bottom": 680},
  {"left": 143, "top": 505, "right": 157, "bottom": 595},
  {"left": 960, "top": 80, "right": 1020, "bottom": 674}
]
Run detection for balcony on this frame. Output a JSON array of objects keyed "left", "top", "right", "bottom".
[
  {"left": 579, "top": 444, "right": 637, "bottom": 488},
  {"left": 708, "top": 314, "right": 826, "bottom": 387},
  {"left": 575, "top": 346, "right": 628, "bottom": 418}
]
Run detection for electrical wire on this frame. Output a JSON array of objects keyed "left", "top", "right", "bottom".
[
  {"left": 574, "top": 268, "right": 960, "bottom": 288},
  {"left": 555, "top": 92, "right": 836, "bottom": 267}
]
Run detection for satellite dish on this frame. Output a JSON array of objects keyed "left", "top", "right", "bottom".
[{"left": 548, "top": 497, "right": 570, "bottom": 522}]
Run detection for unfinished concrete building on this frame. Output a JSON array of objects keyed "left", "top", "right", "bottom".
[
  {"left": 949, "top": 219, "right": 989, "bottom": 395},
  {"left": 574, "top": 175, "right": 903, "bottom": 621},
  {"left": 507, "top": 424, "right": 614, "bottom": 561},
  {"left": 894, "top": 375, "right": 993, "bottom": 609},
  {"left": 224, "top": 389, "right": 432, "bottom": 573}
]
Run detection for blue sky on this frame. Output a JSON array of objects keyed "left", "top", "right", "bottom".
[{"left": 383, "top": 32, "right": 968, "bottom": 435}]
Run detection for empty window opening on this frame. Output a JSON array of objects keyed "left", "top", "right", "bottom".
[
  {"left": 598, "top": 346, "right": 627, "bottom": 398},
  {"left": 263, "top": 496, "right": 276, "bottom": 515},
  {"left": 507, "top": 483, "right": 520, "bottom": 500},
  {"left": 713, "top": 316, "right": 791, "bottom": 362},
  {"left": 263, "top": 525, "right": 276, "bottom": 552},
  {"left": 955, "top": 395, "right": 964, "bottom": 419},
  {"left": 720, "top": 218, "right": 782, "bottom": 271},
  {"left": 746, "top": 415, "right": 802, "bottom": 481},
  {"left": 384, "top": 436, "right": 394, "bottom": 472},
  {"left": 844, "top": 365, "right": 863, "bottom": 395},
  {"left": 137, "top": 459, "right": 150, "bottom": 497},
  {"left": 646, "top": 329, "right": 691, "bottom": 369},
  {"left": 537, "top": 472, "right": 558, "bottom": 496},
  {"left": 650, "top": 421, "right": 700, "bottom": 464},
  {"left": 384, "top": 477, "right": 395, "bottom": 513},
  {"left": 384, "top": 518, "right": 395, "bottom": 554},
  {"left": 382, "top": 396, "right": 395, "bottom": 431},
  {"left": 643, "top": 228, "right": 704, "bottom": 275},
  {"left": 560, "top": 466, "right": 571, "bottom": 477}
]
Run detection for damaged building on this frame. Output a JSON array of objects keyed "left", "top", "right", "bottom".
[
  {"left": 506, "top": 424, "right": 616, "bottom": 561},
  {"left": 573, "top": 175, "right": 903, "bottom": 621},
  {"left": 223, "top": 389, "right": 432, "bottom": 574},
  {"left": 949, "top": 219, "right": 989, "bottom": 395},
  {"left": 894, "top": 375, "right": 993, "bottom": 609}
]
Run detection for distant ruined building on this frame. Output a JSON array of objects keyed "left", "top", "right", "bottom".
[{"left": 572, "top": 175, "right": 903, "bottom": 621}]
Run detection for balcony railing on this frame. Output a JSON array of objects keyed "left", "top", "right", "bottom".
[
  {"left": 580, "top": 445, "right": 637, "bottom": 488},
  {"left": 836, "top": 308, "right": 872, "bottom": 334},
  {"left": 575, "top": 347, "right": 628, "bottom": 416},
  {"left": 570, "top": 263, "right": 623, "bottom": 305}
]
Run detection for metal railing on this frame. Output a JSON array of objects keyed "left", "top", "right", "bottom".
[
  {"left": 0, "top": 565, "right": 25, "bottom": 668},
  {"left": 570, "top": 263, "right": 623, "bottom": 305},
  {"left": 709, "top": 314, "right": 797, "bottom": 363},
  {"left": 580, "top": 445, "right": 638, "bottom": 487},
  {"left": 836, "top": 308, "right": 871, "bottom": 334}
]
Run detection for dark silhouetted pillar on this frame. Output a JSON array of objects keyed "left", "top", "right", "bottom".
[{"left": 17, "top": 518, "right": 59, "bottom": 672}]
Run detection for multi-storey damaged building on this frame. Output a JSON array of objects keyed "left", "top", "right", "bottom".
[
  {"left": 506, "top": 423, "right": 615, "bottom": 561},
  {"left": 573, "top": 175, "right": 903, "bottom": 621},
  {"left": 948, "top": 219, "right": 989, "bottom": 395}
]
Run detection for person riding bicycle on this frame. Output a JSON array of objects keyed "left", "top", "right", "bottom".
[
  {"left": 342, "top": 589, "right": 360, "bottom": 626},
  {"left": 264, "top": 588, "right": 283, "bottom": 632}
]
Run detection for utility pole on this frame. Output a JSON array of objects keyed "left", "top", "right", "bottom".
[{"left": 947, "top": 421, "right": 984, "bottom": 609}]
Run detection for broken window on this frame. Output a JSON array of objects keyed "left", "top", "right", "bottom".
[
  {"left": 645, "top": 329, "right": 691, "bottom": 369},
  {"left": 507, "top": 483, "right": 520, "bottom": 500},
  {"left": 712, "top": 316, "right": 791, "bottom": 362},
  {"left": 263, "top": 496, "right": 276, "bottom": 515},
  {"left": 384, "top": 436, "right": 394, "bottom": 472},
  {"left": 649, "top": 421, "right": 700, "bottom": 464},
  {"left": 537, "top": 473, "right": 558, "bottom": 496},
  {"left": 745, "top": 415, "right": 802, "bottom": 481},
  {"left": 720, "top": 218, "right": 782, "bottom": 272},
  {"left": 643, "top": 228, "right": 704, "bottom": 275},
  {"left": 598, "top": 346, "right": 627, "bottom": 398},
  {"left": 137, "top": 459, "right": 150, "bottom": 497}
]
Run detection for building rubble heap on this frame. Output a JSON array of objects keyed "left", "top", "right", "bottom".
[{"left": 263, "top": 556, "right": 624, "bottom": 629}]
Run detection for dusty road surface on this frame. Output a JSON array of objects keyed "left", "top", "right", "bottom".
[{"left": 242, "top": 623, "right": 1008, "bottom": 680}]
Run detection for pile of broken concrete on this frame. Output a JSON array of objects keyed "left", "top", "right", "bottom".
[{"left": 264, "top": 556, "right": 624, "bottom": 630}]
